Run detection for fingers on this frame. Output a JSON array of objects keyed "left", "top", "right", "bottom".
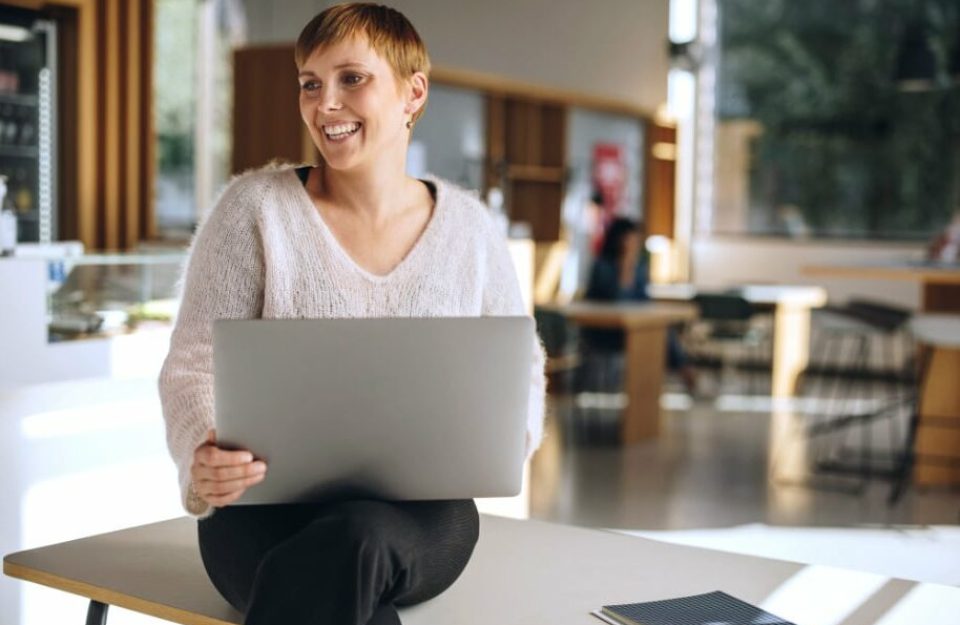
[
  {"left": 190, "top": 431, "right": 267, "bottom": 507},
  {"left": 193, "top": 460, "right": 266, "bottom": 483},
  {"left": 194, "top": 472, "right": 266, "bottom": 503},
  {"left": 203, "top": 484, "right": 254, "bottom": 507},
  {"left": 196, "top": 444, "right": 257, "bottom": 468},
  {"left": 192, "top": 463, "right": 267, "bottom": 507}
]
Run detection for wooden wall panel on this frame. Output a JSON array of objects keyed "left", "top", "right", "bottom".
[
  {"left": 510, "top": 180, "right": 562, "bottom": 241},
  {"left": 135, "top": 1, "right": 158, "bottom": 240},
  {"left": 231, "top": 45, "right": 304, "bottom": 174},
  {"left": 121, "top": 0, "right": 137, "bottom": 245},
  {"left": 101, "top": 0, "right": 120, "bottom": 249},
  {"left": 644, "top": 120, "right": 676, "bottom": 238},
  {"left": 25, "top": 0, "right": 154, "bottom": 250},
  {"left": 540, "top": 105, "right": 566, "bottom": 168},
  {"left": 75, "top": 0, "right": 96, "bottom": 248}
]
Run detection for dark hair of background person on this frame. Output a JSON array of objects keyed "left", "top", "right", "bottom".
[{"left": 598, "top": 217, "right": 641, "bottom": 261}]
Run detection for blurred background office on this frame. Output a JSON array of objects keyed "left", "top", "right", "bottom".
[{"left": 1, "top": 1, "right": 959, "bottom": 624}]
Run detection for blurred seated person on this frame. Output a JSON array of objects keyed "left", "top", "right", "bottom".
[{"left": 583, "top": 217, "right": 697, "bottom": 394}]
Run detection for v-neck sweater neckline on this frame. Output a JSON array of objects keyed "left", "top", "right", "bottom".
[{"left": 287, "top": 168, "right": 443, "bottom": 284}]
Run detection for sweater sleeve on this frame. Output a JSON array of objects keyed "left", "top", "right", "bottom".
[
  {"left": 158, "top": 175, "right": 266, "bottom": 518},
  {"left": 480, "top": 217, "right": 548, "bottom": 459}
]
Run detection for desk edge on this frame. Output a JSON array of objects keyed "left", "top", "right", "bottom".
[{"left": 3, "top": 559, "right": 236, "bottom": 625}]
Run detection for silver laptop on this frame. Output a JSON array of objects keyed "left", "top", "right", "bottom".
[{"left": 213, "top": 317, "right": 533, "bottom": 505}]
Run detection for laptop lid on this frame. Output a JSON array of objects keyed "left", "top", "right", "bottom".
[{"left": 213, "top": 316, "right": 533, "bottom": 504}]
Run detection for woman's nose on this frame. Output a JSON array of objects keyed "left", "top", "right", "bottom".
[{"left": 318, "top": 86, "right": 342, "bottom": 112}]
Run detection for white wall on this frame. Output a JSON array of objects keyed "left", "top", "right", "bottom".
[
  {"left": 242, "top": 0, "right": 670, "bottom": 113},
  {"left": 408, "top": 83, "right": 486, "bottom": 189},
  {"left": 691, "top": 236, "right": 926, "bottom": 309}
]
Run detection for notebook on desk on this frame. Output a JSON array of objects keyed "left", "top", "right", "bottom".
[{"left": 592, "top": 590, "right": 796, "bottom": 625}]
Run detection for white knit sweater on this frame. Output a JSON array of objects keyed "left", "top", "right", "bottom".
[{"left": 158, "top": 165, "right": 547, "bottom": 518}]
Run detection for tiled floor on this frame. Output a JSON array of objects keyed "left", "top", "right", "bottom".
[
  {"left": 1, "top": 367, "right": 958, "bottom": 625},
  {"left": 530, "top": 392, "right": 959, "bottom": 531},
  {"left": 528, "top": 378, "right": 960, "bottom": 589}
]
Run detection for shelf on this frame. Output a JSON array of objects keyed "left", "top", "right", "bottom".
[
  {"left": 0, "top": 145, "right": 39, "bottom": 158},
  {"left": 0, "top": 92, "right": 39, "bottom": 106},
  {"left": 507, "top": 164, "right": 566, "bottom": 183}
]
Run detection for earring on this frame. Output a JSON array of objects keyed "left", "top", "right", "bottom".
[{"left": 406, "top": 119, "right": 413, "bottom": 129}]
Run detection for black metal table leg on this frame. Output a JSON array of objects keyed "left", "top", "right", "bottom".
[{"left": 85, "top": 600, "right": 109, "bottom": 625}]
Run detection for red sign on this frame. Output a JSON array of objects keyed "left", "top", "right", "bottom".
[{"left": 591, "top": 143, "right": 626, "bottom": 253}]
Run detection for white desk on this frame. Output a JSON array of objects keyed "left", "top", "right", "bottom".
[{"left": 6, "top": 514, "right": 958, "bottom": 625}]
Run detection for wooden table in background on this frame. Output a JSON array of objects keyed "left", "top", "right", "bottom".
[
  {"left": 803, "top": 262, "right": 960, "bottom": 487},
  {"left": 804, "top": 261, "right": 960, "bottom": 312},
  {"left": 539, "top": 302, "right": 697, "bottom": 444}
]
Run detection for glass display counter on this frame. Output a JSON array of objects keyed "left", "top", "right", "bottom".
[{"left": 47, "top": 252, "right": 185, "bottom": 342}]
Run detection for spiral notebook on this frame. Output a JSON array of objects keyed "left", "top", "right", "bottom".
[{"left": 592, "top": 590, "right": 796, "bottom": 625}]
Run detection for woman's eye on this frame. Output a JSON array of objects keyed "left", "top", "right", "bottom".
[
  {"left": 300, "top": 80, "right": 320, "bottom": 92},
  {"left": 342, "top": 73, "right": 363, "bottom": 86}
]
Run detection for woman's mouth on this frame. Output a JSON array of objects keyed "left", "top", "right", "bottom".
[{"left": 323, "top": 122, "right": 362, "bottom": 142}]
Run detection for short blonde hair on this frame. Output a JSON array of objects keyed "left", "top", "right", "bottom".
[{"left": 295, "top": 3, "right": 431, "bottom": 124}]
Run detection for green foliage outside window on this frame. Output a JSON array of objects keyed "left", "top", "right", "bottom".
[
  {"left": 717, "top": 0, "right": 960, "bottom": 239},
  {"left": 155, "top": 0, "right": 197, "bottom": 172}
]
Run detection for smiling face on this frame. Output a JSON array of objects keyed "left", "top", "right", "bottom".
[{"left": 298, "top": 36, "right": 427, "bottom": 174}]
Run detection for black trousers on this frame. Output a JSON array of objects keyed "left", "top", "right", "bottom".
[{"left": 197, "top": 499, "right": 479, "bottom": 625}]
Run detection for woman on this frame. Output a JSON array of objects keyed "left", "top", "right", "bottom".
[
  {"left": 584, "top": 216, "right": 696, "bottom": 393},
  {"left": 158, "top": 4, "right": 546, "bottom": 625}
]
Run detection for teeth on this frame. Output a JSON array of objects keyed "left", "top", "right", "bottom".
[{"left": 323, "top": 122, "right": 360, "bottom": 137}]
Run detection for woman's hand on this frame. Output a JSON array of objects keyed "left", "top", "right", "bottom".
[{"left": 191, "top": 429, "right": 267, "bottom": 507}]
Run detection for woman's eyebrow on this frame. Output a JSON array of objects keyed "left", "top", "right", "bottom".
[
  {"left": 333, "top": 61, "right": 368, "bottom": 69},
  {"left": 298, "top": 62, "right": 368, "bottom": 78}
]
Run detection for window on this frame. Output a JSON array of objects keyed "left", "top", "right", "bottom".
[
  {"left": 153, "top": 0, "right": 243, "bottom": 240},
  {"left": 706, "top": 0, "right": 960, "bottom": 240}
]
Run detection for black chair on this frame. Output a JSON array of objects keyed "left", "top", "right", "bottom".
[
  {"left": 690, "top": 292, "right": 770, "bottom": 395},
  {"left": 534, "top": 306, "right": 627, "bottom": 444},
  {"left": 533, "top": 306, "right": 580, "bottom": 393},
  {"left": 799, "top": 298, "right": 915, "bottom": 497}
]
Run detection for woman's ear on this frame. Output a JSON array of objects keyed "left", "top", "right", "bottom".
[{"left": 405, "top": 71, "right": 429, "bottom": 117}]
